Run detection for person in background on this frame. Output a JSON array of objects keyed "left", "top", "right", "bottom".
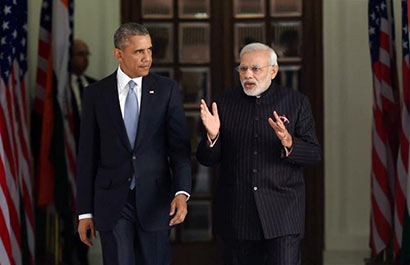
[
  {"left": 76, "top": 23, "right": 191, "bottom": 265},
  {"left": 71, "top": 39, "right": 97, "bottom": 146},
  {"left": 197, "top": 42, "right": 321, "bottom": 265},
  {"left": 70, "top": 39, "right": 97, "bottom": 265}
]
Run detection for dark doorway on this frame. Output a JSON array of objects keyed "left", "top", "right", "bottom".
[{"left": 121, "top": 1, "right": 323, "bottom": 264}]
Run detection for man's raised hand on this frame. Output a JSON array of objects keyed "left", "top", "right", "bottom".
[{"left": 200, "top": 99, "right": 220, "bottom": 139}]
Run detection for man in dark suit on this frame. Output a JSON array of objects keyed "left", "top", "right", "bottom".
[
  {"left": 76, "top": 23, "right": 191, "bottom": 265},
  {"left": 71, "top": 39, "right": 98, "bottom": 265},
  {"left": 197, "top": 43, "right": 321, "bottom": 265},
  {"left": 71, "top": 39, "right": 97, "bottom": 146}
]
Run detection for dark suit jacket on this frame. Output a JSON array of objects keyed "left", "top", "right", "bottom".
[
  {"left": 76, "top": 72, "right": 191, "bottom": 232},
  {"left": 72, "top": 75, "right": 97, "bottom": 147},
  {"left": 196, "top": 83, "right": 321, "bottom": 240},
  {"left": 84, "top": 75, "right": 97, "bottom": 84}
]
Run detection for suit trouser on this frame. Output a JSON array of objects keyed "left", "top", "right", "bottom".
[
  {"left": 99, "top": 189, "right": 171, "bottom": 265},
  {"left": 222, "top": 235, "right": 301, "bottom": 265}
]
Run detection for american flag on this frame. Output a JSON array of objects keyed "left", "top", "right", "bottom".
[
  {"left": 394, "top": 0, "right": 410, "bottom": 260},
  {"left": 369, "top": 0, "right": 401, "bottom": 258},
  {"left": 0, "top": 0, "right": 35, "bottom": 264}
]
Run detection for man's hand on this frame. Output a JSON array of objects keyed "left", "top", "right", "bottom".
[
  {"left": 268, "top": 111, "right": 293, "bottom": 148},
  {"left": 78, "top": 218, "right": 96, "bottom": 247},
  {"left": 169, "top": 194, "right": 188, "bottom": 226},
  {"left": 200, "top": 99, "right": 220, "bottom": 139}
]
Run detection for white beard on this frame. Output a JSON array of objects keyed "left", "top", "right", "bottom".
[{"left": 241, "top": 81, "right": 270, "bottom": 97}]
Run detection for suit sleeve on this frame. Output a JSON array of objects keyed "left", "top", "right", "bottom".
[
  {"left": 76, "top": 86, "right": 100, "bottom": 215},
  {"left": 166, "top": 81, "right": 192, "bottom": 194},
  {"left": 285, "top": 96, "right": 321, "bottom": 166},
  {"left": 196, "top": 133, "right": 222, "bottom": 167}
]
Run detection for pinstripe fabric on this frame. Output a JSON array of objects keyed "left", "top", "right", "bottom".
[
  {"left": 197, "top": 83, "right": 321, "bottom": 240},
  {"left": 264, "top": 235, "right": 301, "bottom": 265},
  {"left": 223, "top": 235, "right": 301, "bottom": 265}
]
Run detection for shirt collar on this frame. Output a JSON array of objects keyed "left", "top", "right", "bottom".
[
  {"left": 72, "top": 73, "right": 84, "bottom": 81},
  {"left": 117, "top": 66, "right": 143, "bottom": 93}
]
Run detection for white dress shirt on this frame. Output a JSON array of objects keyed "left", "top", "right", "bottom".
[
  {"left": 79, "top": 67, "right": 189, "bottom": 220},
  {"left": 116, "top": 67, "right": 143, "bottom": 118}
]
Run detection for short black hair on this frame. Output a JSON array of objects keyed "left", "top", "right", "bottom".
[{"left": 114, "top": 23, "right": 150, "bottom": 49}]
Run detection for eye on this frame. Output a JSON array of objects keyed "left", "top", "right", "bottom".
[
  {"left": 251, "top": 66, "right": 261, "bottom": 72},
  {"left": 239, "top": 66, "right": 248, "bottom": 72}
]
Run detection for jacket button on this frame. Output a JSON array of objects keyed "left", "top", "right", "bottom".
[
  {"left": 253, "top": 186, "right": 258, "bottom": 191},
  {"left": 132, "top": 155, "right": 136, "bottom": 160},
  {"left": 252, "top": 169, "right": 257, "bottom": 173},
  {"left": 128, "top": 178, "right": 131, "bottom": 182}
]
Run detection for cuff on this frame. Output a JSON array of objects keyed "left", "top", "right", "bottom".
[
  {"left": 207, "top": 133, "right": 220, "bottom": 148},
  {"left": 283, "top": 145, "right": 293, "bottom": 157},
  {"left": 175, "top": 191, "right": 190, "bottom": 201},
  {"left": 79, "top": 213, "right": 93, "bottom": 220}
]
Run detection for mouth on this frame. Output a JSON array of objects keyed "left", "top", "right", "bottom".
[
  {"left": 243, "top": 81, "right": 256, "bottom": 89},
  {"left": 139, "top": 66, "right": 151, "bottom": 72}
]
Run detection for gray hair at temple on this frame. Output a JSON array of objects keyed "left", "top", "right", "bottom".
[
  {"left": 114, "top": 23, "right": 150, "bottom": 49},
  {"left": 239, "top": 43, "right": 278, "bottom": 66}
]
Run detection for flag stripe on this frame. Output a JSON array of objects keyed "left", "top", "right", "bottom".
[
  {"left": 0, "top": 0, "right": 34, "bottom": 262},
  {"left": 32, "top": 0, "right": 76, "bottom": 262},
  {"left": 369, "top": 0, "right": 401, "bottom": 258},
  {"left": 393, "top": 0, "right": 410, "bottom": 259},
  {"left": 0, "top": 156, "right": 13, "bottom": 265}
]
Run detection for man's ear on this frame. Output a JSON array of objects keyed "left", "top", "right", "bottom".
[
  {"left": 113, "top": 48, "right": 121, "bottom": 61},
  {"left": 271, "top": 65, "right": 279, "bottom": 80}
]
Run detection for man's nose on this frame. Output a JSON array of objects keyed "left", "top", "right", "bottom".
[
  {"left": 243, "top": 68, "right": 253, "bottom": 78},
  {"left": 142, "top": 51, "right": 151, "bottom": 61}
]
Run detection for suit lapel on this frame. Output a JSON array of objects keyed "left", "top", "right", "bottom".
[
  {"left": 102, "top": 72, "right": 133, "bottom": 152},
  {"left": 134, "top": 74, "right": 156, "bottom": 151}
]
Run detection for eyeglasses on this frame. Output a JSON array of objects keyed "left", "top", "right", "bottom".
[{"left": 235, "top": 65, "right": 272, "bottom": 74}]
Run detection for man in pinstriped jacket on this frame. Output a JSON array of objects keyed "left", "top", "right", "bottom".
[{"left": 196, "top": 43, "right": 321, "bottom": 265}]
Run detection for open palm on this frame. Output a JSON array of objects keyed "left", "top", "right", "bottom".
[{"left": 200, "top": 99, "right": 220, "bottom": 139}]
